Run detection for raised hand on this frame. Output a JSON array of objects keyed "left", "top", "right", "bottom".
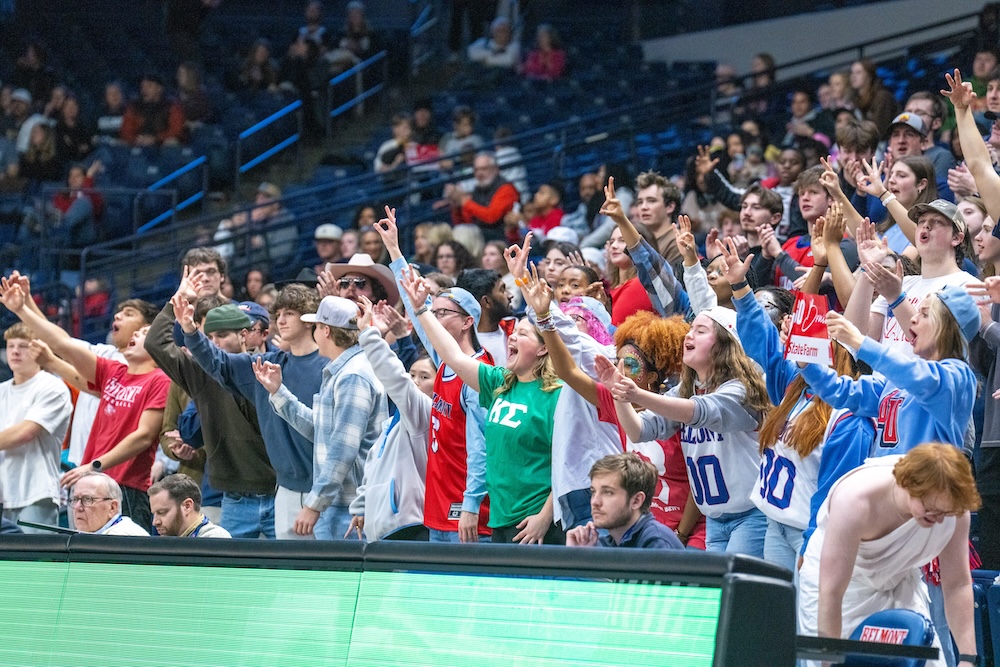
[
  {"left": 811, "top": 217, "right": 829, "bottom": 267},
  {"left": 521, "top": 263, "right": 553, "bottom": 315},
  {"left": 818, "top": 156, "right": 846, "bottom": 198},
  {"left": 399, "top": 265, "right": 432, "bottom": 309},
  {"left": 843, "top": 158, "right": 864, "bottom": 189},
  {"left": 676, "top": 215, "right": 699, "bottom": 264},
  {"left": 969, "top": 277, "right": 1000, "bottom": 304},
  {"left": 599, "top": 176, "right": 629, "bottom": 225},
  {"left": 705, "top": 227, "right": 725, "bottom": 259},
  {"left": 376, "top": 301, "right": 410, "bottom": 338},
  {"left": 175, "top": 264, "right": 205, "bottom": 301},
  {"left": 825, "top": 311, "right": 864, "bottom": 350},
  {"left": 503, "top": 231, "right": 533, "bottom": 280},
  {"left": 694, "top": 145, "right": 720, "bottom": 178},
  {"left": 862, "top": 259, "right": 903, "bottom": 301},
  {"left": 356, "top": 295, "right": 376, "bottom": 332},
  {"left": 6, "top": 270, "right": 31, "bottom": 300},
  {"left": 594, "top": 354, "right": 623, "bottom": 390},
  {"left": 822, "top": 201, "right": 846, "bottom": 246},
  {"left": 595, "top": 355, "right": 641, "bottom": 403},
  {"left": 855, "top": 158, "right": 887, "bottom": 198},
  {"left": 0, "top": 278, "right": 25, "bottom": 313},
  {"left": 252, "top": 358, "right": 283, "bottom": 395},
  {"left": 28, "top": 338, "right": 55, "bottom": 368},
  {"left": 566, "top": 250, "right": 586, "bottom": 268},
  {"left": 720, "top": 236, "right": 753, "bottom": 286},
  {"left": 947, "top": 163, "right": 978, "bottom": 198},
  {"left": 373, "top": 205, "right": 401, "bottom": 257},
  {"left": 855, "top": 218, "right": 888, "bottom": 266},
  {"left": 757, "top": 224, "right": 782, "bottom": 260},
  {"left": 170, "top": 293, "right": 197, "bottom": 334},
  {"left": 316, "top": 266, "right": 337, "bottom": 298},
  {"left": 942, "top": 69, "right": 976, "bottom": 111}
]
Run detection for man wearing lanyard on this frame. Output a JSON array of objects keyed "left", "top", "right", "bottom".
[
  {"left": 70, "top": 472, "right": 149, "bottom": 536},
  {"left": 148, "top": 473, "right": 232, "bottom": 538}
]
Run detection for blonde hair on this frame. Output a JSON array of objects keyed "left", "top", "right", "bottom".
[
  {"left": 925, "top": 294, "right": 969, "bottom": 361},
  {"left": 678, "top": 322, "right": 771, "bottom": 419},
  {"left": 493, "top": 321, "right": 561, "bottom": 397},
  {"left": 451, "top": 224, "right": 484, "bottom": 260},
  {"left": 3, "top": 322, "right": 34, "bottom": 341}
]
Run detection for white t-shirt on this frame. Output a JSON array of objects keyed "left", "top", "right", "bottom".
[
  {"left": 477, "top": 328, "right": 508, "bottom": 368},
  {"left": 67, "top": 341, "right": 125, "bottom": 466},
  {"left": 0, "top": 371, "right": 72, "bottom": 508},
  {"left": 871, "top": 271, "right": 977, "bottom": 357}
]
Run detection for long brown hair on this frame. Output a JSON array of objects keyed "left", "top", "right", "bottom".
[
  {"left": 758, "top": 343, "right": 858, "bottom": 457},
  {"left": 678, "top": 322, "right": 771, "bottom": 419}
]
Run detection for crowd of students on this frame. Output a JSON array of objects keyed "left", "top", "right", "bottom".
[{"left": 6, "top": 56, "right": 1000, "bottom": 665}]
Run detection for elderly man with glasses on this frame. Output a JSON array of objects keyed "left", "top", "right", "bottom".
[{"left": 70, "top": 472, "right": 149, "bottom": 535}]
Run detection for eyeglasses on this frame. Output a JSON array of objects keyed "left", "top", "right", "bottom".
[
  {"left": 249, "top": 325, "right": 267, "bottom": 334},
  {"left": 69, "top": 496, "right": 113, "bottom": 508},
  {"left": 339, "top": 278, "right": 368, "bottom": 290},
  {"left": 432, "top": 308, "right": 465, "bottom": 319}
]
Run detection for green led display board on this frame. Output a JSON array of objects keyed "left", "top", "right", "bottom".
[
  {"left": 0, "top": 561, "right": 719, "bottom": 667},
  {"left": 349, "top": 572, "right": 720, "bottom": 667}
]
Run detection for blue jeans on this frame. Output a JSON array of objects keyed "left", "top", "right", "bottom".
[
  {"left": 221, "top": 492, "right": 276, "bottom": 539},
  {"left": 763, "top": 518, "right": 804, "bottom": 573},
  {"left": 314, "top": 505, "right": 355, "bottom": 540},
  {"left": 926, "top": 573, "right": 956, "bottom": 667},
  {"left": 705, "top": 507, "right": 767, "bottom": 557},
  {"left": 428, "top": 528, "right": 491, "bottom": 543}
]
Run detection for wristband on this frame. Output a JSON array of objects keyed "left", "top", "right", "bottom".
[
  {"left": 958, "top": 655, "right": 980, "bottom": 666},
  {"left": 880, "top": 193, "right": 897, "bottom": 206},
  {"left": 730, "top": 279, "right": 749, "bottom": 291},
  {"left": 413, "top": 306, "right": 428, "bottom": 317},
  {"left": 91, "top": 459, "right": 102, "bottom": 471},
  {"left": 813, "top": 263, "right": 828, "bottom": 268},
  {"left": 886, "top": 292, "right": 907, "bottom": 310}
]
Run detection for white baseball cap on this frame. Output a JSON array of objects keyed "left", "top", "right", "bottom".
[{"left": 300, "top": 296, "right": 359, "bottom": 329}]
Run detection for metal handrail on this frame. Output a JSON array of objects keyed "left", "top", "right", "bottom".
[
  {"left": 68, "top": 10, "right": 980, "bottom": 331},
  {"left": 234, "top": 99, "right": 304, "bottom": 195},
  {"left": 326, "top": 50, "right": 389, "bottom": 134},
  {"left": 137, "top": 155, "right": 209, "bottom": 233}
]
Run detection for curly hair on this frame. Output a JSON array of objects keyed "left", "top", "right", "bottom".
[
  {"left": 272, "top": 283, "right": 320, "bottom": 319},
  {"left": 613, "top": 312, "right": 689, "bottom": 384},
  {"left": 678, "top": 321, "right": 772, "bottom": 418}
]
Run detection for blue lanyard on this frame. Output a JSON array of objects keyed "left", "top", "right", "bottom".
[{"left": 189, "top": 515, "right": 210, "bottom": 537}]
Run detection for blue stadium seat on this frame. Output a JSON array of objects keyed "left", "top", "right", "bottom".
[
  {"left": 843, "top": 609, "right": 935, "bottom": 667},
  {"left": 988, "top": 583, "right": 1000, "bottom": 667}
]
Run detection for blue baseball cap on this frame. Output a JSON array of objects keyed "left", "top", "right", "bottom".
[
  {"left": 238, "top": 301, "right": 270, "bottom": 327},
  {"left": 436, "top": 287, "right": 481, "bottom": 328},
  {"left": 936, "top": 286, "right": 981, "bottom": 343}
]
